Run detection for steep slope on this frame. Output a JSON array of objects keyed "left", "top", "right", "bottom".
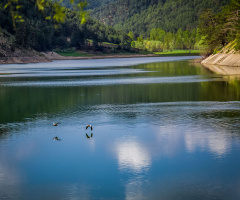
[
  {"left": 91, "top": 0, "right": 230, "bottom": 37},
  {"left": 202, "top": 41, "right": 240, "bottom": 68}
]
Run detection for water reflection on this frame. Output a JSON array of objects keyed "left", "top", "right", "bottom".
[
  {"left": 185, "top": 130, "right": 230, "bottom": 157},
  {"left": 65, "top": 184, "right": 92, "bottom": 200},
  {"left": 1, "top": 59, "right": 240, "bottom": 199},
  {"left": 0, "top": 161, "right": 21, "bottom": 199},
  {"left": 86, "top": 133, "right": 93, "bottom": 139},
  {"left": 0, "top": 57, "right": 200, "bottom": 77},
  {"left": 202, "top": 63, "right": 240, "bottom": 75},
  {"left": 116, "top": 139, "right": 151, "bottom": 173},
  {"left": 124, "top": 176, "right": 149, "bottom": 200}
]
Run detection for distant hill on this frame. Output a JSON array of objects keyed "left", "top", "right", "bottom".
[{"left": 90, "top": 0, "right": 230, "bottom": 37}]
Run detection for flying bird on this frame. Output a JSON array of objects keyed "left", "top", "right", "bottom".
[
  {"left": 86, "top": 125, "right": 93, "bottom": 131},
  {"left": 53, "top": 136, "right": 61, "bottom": 141},
  {"left": 53, "top": 122, "right": 61, "bottom": 126}
]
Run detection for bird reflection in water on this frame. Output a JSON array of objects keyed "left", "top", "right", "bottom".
[{"left": 86, "top": 133, "right": 93, "bottom": 139}]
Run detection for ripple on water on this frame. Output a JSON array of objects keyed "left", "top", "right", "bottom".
[{"left": 1, "top": 75, "right": 218, "bottom": 87}]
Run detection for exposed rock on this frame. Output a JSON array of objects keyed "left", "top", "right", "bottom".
[
  {"left": 201, "top": 42, "right": 240, "bottom": 75},
  {"left": 201, "top": 53, "right": 240, "bottom": 67}
]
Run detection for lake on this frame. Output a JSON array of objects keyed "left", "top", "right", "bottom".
[{"left": 0, "top": 57, "right": 240, "bottom": 200}]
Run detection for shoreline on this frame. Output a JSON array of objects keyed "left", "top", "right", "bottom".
[
  {"left": 0, "top": 52, "right": 158, "bottom": 65},
  {"left": 42, "top": 52, "right": 159, "bottom": 60},
  {"left": 201, "top": 51, "right": 240, "bottom": 75},
  {"left": 0, "top": 51, "right": 202, "bottom": 65}
]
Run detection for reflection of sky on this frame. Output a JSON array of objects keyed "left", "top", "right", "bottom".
[
  {"left": 113, "top": 120, "right": 235, "bottom": 199},
  {"left": 115, "top": 139, "right": 151, "bottom": 173},
  {"left": 0, "top": 102, "right": 240, "bottom": 199},
  {"left": 115, "top": 137, "right": 151, "bottom": 200},
  {"left": 0, "top": 56, "right": 199, "bottom": 76},
  {"left": 124, "top": 176, "right": 149, "bottom": 200},
  {"left": 185, "top": 129, "right": 230, "bottom": 157},
  {"left": 0, "top": 159, "right": 21, "bottom": 198},
  {"left": 156, "top": 124, "right": 231, "bottom": 158}
]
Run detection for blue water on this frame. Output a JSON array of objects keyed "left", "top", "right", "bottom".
[{"left": 0, "top": 57, "right": 240, "bottom": 200}]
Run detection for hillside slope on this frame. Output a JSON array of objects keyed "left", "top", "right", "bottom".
[
  {"left": 61, "top": 0, "right": 117, "bottom": 9},
  {"left": 0, "top": 32, "right": 51, "bottom": 64},
  {"left": 91, "top": 0, "right": 230, "bottom": 37}
]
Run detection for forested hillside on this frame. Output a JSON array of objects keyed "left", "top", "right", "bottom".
[
  {"left": 1, "top": 0, "right": 238, "bottom": 58},
  {"left": 91, "top": 0, "right": 230, "bottom": 37},
  {"left": 0, "top": 0, "right": 131, "bottom": 54},
  {"left": 198, "top": 0, "right": 240, "bottom": 55},
  {"left": 61, "top": 0, "right": 117, "bottom": 9}
]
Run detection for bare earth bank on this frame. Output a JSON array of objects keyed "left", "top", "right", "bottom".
[
  {"left": 0, "top": 51, "right": 158, "bottom": 64},
  {"left": 201, "top": 44, "right": 240, "bottom": 75}
]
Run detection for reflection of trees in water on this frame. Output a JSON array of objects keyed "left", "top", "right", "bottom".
[
  {"left": 0, "top": 83, "right": 200, "bottom": 123},
  {"left": 0, "top": 127, "right": 9, "bottom": 141},
  {"left": 1, "top": 80, "right": 240, "bottom": 124},
  {"left": 200, "top": 80, "right": 240, "bottom": 101},
  {"left": 1, "top": 61, "right": 240, "bottom": 125}
]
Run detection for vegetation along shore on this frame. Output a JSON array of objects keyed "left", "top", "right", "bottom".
[{"left": 1, "top": 0, "right": 240, "bottom": 68}]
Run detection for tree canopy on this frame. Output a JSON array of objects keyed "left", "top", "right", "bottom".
[
  {"left": 198, "top": 0, "right": 240, "bottom": 54},
  {"left": 90, "top": 0, "right": 230, "bottom": 37},
  {"left": 0, "top": 0, "right": 132, "bottom": 52}
]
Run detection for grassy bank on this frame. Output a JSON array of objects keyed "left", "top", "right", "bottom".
[
  {"left": 55, "top": 49, "right": 200, "bottom": 58},
  {"left": 55, "top": 50, "right": 152, "bottom": 57},
  {"left": 154, "top": 50, "right": 200, "bottom": 56},
  {"left": 55, "top": 51, "right": 91, "bottom": 57}
]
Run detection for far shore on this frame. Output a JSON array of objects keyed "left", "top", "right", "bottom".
[
  {"left": 41, "top": 51, "right": 158, "bottom": 61},
  {"left": 0, "top": 51, "right": 201, "bottom": 65},
  {"left": 0, "top": 52, "right": 159, "bottom": 64}
]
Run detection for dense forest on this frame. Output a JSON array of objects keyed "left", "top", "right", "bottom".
[
  {"left": 62, "top": 0, "right": 117, "bottom": 9},
  {"left": 90, "top": 0, "right": 230, "bottom": 37},
  {"left": 90, "top": 0, "right": 240, "bottom": 55},
  {"left": 0, "top": 0, "right": 131, "bottom": 53},
  {"left": 198, "top": 0, "right": 240, "bottom": 55},
  {"left": 1, "top": 0, "right": 240, "bottom": 56}
]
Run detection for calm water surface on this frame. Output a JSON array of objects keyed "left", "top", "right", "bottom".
[{"left": 0, "top": 57, "right": 240, "bottom": 200}]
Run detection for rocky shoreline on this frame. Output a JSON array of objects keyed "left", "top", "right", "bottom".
[
  {"left": 201, "top": 45, "right": 240, "bottom": 75},
  {"left": 201, "top": 54, "right": 240, "bottom": 75},
  {"left": 201, "top": 53, "right": 240, "bottom": 67}
]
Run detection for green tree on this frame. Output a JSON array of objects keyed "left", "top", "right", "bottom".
[{"left": 1, "top": 0, "right": 87, "bottom": 30}]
